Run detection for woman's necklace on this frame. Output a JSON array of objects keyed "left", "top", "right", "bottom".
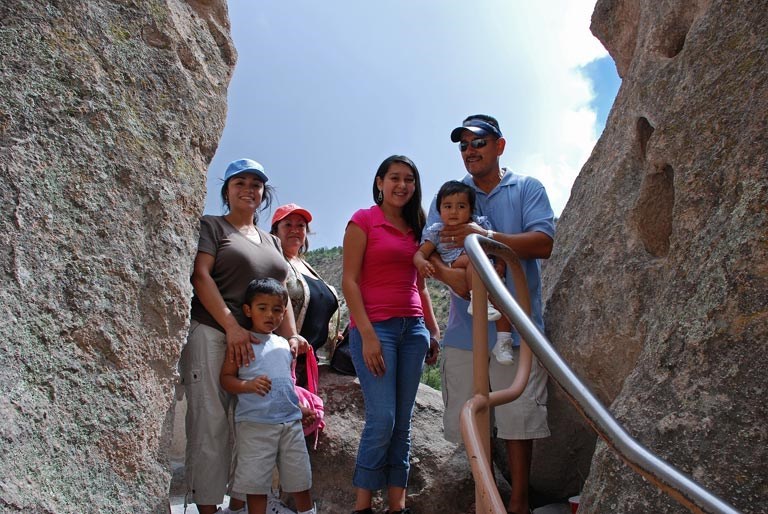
[
  {"left": 226, "top": 215, "right": 262, "bottom": 244},
  {"left": 240, "top": 225, "right": 261, "bottom": 244}
]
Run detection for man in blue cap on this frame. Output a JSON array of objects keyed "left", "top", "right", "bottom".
[{"left": 427, "top": 114, "right": 555, "bottom": 514}]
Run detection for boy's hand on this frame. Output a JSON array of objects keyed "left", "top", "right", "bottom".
[
  {"left": 246, "top": 375, "right": 272, "bottom": 396},
  {"left": 300, "top": 403, "right": 317, "bottom": 427}
]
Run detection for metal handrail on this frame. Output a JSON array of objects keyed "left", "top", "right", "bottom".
[
  {"left": 459, "top": 236, "right": 533, "bottom": 514},
  {"left": 459, "top": 233, "right": 741, "bottom": 514}
]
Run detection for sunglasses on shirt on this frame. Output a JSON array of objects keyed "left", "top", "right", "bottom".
[{"left": 459, "top": 138, "right": 488, "bottom": 152}]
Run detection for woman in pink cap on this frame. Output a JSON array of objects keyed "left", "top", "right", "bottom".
[{"left": 270, "top": 203, "right": 342, "bottom": 387}]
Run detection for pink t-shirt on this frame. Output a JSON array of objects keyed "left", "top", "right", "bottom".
[{"left": 349, "top": 206, "right": 423, "bottom": 327}]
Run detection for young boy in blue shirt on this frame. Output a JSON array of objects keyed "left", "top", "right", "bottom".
[{"left": 220, "top": 278, "right": 316, "bottom": 514}]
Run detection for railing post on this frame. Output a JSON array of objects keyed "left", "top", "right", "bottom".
[{"left": 471, "top": 268, "right": 491, "bottom": 510}]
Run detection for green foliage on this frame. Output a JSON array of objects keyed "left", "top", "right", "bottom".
[
  {"left": 420, "top": 364, "right": 441, "bottom": 390},
  {"left": 305, "top": 246, "right": 343, "bottom": 293}
]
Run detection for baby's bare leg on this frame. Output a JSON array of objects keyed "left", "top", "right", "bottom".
[
  {"left": 449, "top": 253, "right": 474, "bottom": 293},
  {"left": 496, "top": 315, "right": 513, "bottom": 333},
  {"left": 453, "top": 253, "right": 470, "bottom": 269}
]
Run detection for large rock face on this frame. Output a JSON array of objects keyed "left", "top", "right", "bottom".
[
  {"left": 0, "top": 1, "right": 234, "bottom": 512},
  {"left": 540, "top": 0, "right": 767, "bottom": 513}
]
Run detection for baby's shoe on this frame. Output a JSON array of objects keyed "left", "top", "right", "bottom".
[
  {"left": 492, "top": 337, "right": 515, "bottom": 366},
  {"left": 486, "top": 301, "right": 502, "bottom": 321},
  {"left": 467, "top": 292, "right": 502, "bottom": 321}
]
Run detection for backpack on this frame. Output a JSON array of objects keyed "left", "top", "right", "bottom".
[
  {"left": 293, "top": 346, "right": 325, "bottom": 448},
  {"left": 330, "top": 325, "right": 356, "bottom": 376},
  {"left": 295, "top": 385, "right": 325, "bottom": 449}
]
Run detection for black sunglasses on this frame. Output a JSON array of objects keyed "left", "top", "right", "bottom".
[{"left": 459, "top": 138, "right": 488, "bottom": 152}]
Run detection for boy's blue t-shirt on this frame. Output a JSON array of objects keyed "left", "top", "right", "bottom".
[{"left": 234, "top": 332, "right": 301, "bottom": 424}]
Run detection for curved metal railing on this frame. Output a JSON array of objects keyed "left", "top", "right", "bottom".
[{"left": 458, "top": 233, "right": 740, "bottom": 514}]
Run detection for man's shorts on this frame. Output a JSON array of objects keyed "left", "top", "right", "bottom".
[
  {"left": 232, "top": 420, "right": 312, "bottom": 494},
  {"left": 441, "top": 345, "right": 550, "bottom": 443}
]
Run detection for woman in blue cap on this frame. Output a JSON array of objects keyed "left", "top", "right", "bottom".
[{"left": 179, "top": 158, "right": 306, "bottom": 514}]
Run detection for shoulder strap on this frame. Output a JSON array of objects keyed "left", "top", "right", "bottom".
[{"left": 305, "top": 346, "right": 319, "bottom": 395}]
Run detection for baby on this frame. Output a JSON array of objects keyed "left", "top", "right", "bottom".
[{"left": 414, "top": 180, "right": 515, "bottom": 365}]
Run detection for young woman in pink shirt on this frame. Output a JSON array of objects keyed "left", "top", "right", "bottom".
[{"left": 342, "top": 155, "right": 440, "bottom": 514}]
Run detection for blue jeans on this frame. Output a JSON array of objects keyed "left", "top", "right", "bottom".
[{"left": 350, "top": 317, "right": 430, "bottom": 490}]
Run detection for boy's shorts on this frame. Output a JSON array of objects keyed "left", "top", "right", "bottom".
[
  {"left": 232, "top": 420, "right": 312, "bottom": 494},
  {"left": 441, "top": 346, "right": 550, "bottom": 443}
]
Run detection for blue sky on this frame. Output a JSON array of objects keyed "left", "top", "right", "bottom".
[{"left": 205, "top": 1, "right": 621, "bottom": 250}]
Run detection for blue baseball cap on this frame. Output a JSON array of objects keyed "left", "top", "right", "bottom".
[
  {"left": 223, "top": 158, "right": 269, "bottom": 183},
  {"left": 450, "top": 118, "right": 503, "bottom": 142}
]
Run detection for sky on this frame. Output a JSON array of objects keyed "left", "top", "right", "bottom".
[{"left": 204, "top": 1, "right": 622, "bottom": 250}]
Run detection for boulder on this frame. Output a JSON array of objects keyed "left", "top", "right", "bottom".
[
  {"left": 0, "top": 1, "right": 234, "bottom": 512},
  {"left": 540, "top": 0, "right": 767, "bottom": 512},
  {"left": 306, "top": 367, "right": 476, "bottom": 513}
]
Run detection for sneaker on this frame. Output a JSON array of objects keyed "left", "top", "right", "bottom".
[
  {"left": 492, "top": 337, "right": 515, "bottom": 365},
  {"left": 467, "top": 300, "right": 502, "bottom": 321},
  {"left": 267, "top": 492, "right": 296, "bottom": 514},
  {"left": 466, "top": 294, "right": 502, "bottom": 321},
  {"left": 486, "top": 301, "right": 502, "bottom": 321},
  {"left": 219, "top": 506, "right": 247, "bottom": 514}
]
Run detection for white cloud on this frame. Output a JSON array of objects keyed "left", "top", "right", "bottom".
[
  {"left": 492, "top": 1, "right": 608, "bottom": 216},
  {"left": 522, "top": 109, "right": 598, "bottom": 216}
]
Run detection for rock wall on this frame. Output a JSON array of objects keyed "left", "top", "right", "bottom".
[
  {"left": 0, "top": 1, "right": 234, "bottom": 512},
  {"left": 541, "top": 0, "right": 767, "bottom": 513}
]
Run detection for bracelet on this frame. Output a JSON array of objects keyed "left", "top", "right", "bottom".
[
  {"left": 288, "top": 335, "right": 301, "bottom": 341},
  {"left": 486, "top": 229, "right": 494, "bottom": 240}
]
